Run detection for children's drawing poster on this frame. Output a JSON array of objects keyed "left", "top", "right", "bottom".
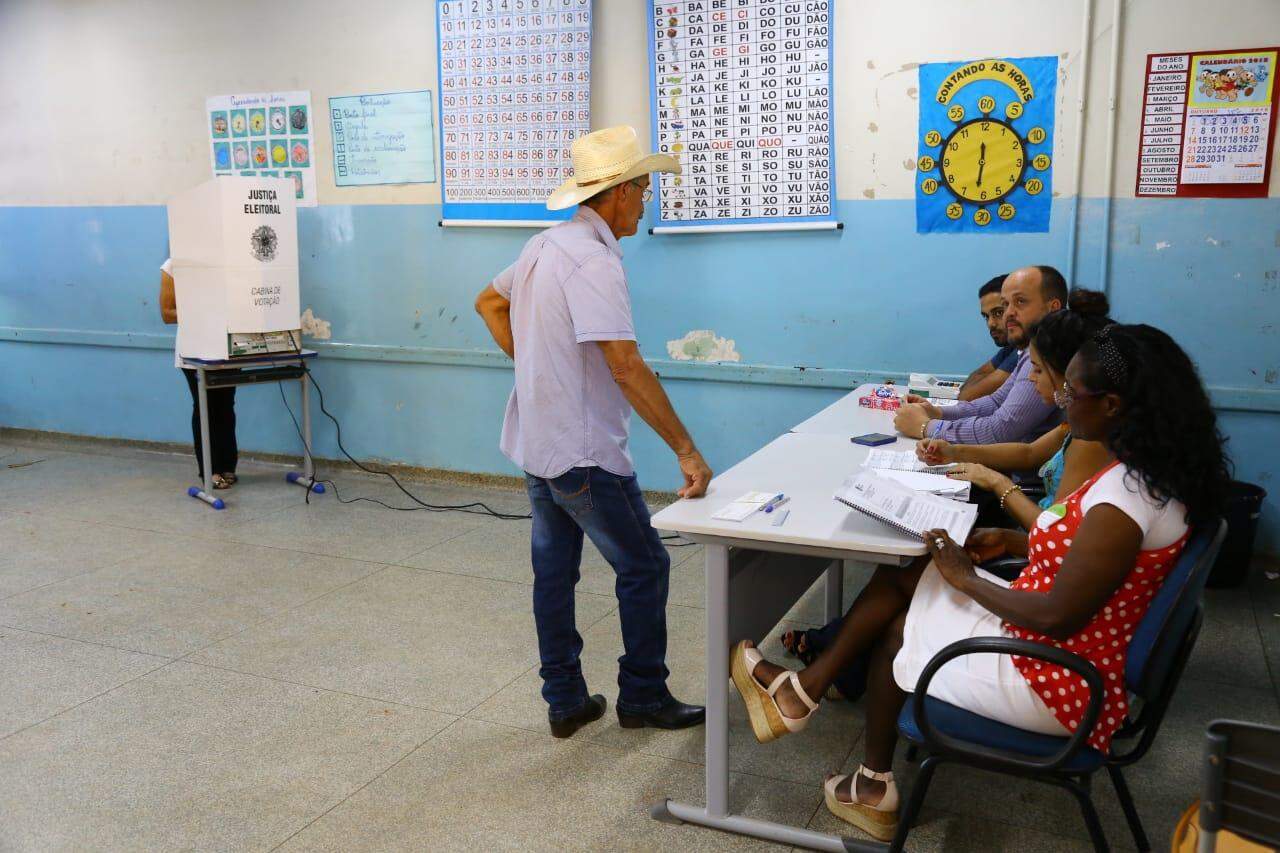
[
  {"left": 915, "top": 56, "right": 1057, "bottom": 234},
  {"left": 1136, "top": 48, "right": 1279, "bottom": 197},
  {"left": 207, "top": 90, "right": 317, "bottom": 207}
]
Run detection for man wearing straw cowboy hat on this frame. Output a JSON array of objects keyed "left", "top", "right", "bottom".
[{"left": 476, "top": 125, "right": 711, "bottom": 738}]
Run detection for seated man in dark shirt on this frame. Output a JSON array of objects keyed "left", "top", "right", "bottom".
[{"left": 959, "top": 274, "right": 1017, "bottom": 402}]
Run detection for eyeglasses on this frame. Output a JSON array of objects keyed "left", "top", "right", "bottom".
[
  {"left": 630, "top": 180, "right": 653, "bottom": 203},
  {"left": 1054, "top": 380, "right": 1108, "bottom": 409}
]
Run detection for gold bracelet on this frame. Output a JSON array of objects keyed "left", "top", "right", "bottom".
[
  {"left": 919, "top": 422, "right": 929, "bottom": 440},
  {"left": 999, "top": 483, "right": 1022, "bottom": 509}
]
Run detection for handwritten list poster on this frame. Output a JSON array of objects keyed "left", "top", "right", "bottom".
[{"left": 329, "top": 91, "right": 437, "bottom": 186}]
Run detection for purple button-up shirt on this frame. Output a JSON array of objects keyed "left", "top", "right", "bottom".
[
  {"left": 492, "top": 206, "right": 637, "bottom": 479},
  {"left": 931, "top": 349, "right": 1060, "bottom": 444}
]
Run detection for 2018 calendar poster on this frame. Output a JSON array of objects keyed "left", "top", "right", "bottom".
[
  {"left": 1135, "top": 47, "right": 1279, "bottom": 198},
  {"left": 436, "top": 0, "right": 592, "bottom": 225},
  {"left": 648, "top": 0, "right": 837, "bottom": 232}
]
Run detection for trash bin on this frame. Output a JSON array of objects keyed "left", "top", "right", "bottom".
[{"left": 1207, "top": 481, "right": 1268, "bottom": 589}]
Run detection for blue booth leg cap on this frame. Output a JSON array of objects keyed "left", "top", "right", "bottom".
[
  {"left": 187, "top": 486, "right": 200, "bottom": 497},
  {"left": 286, "top": 472, "right": 299, "bottom": 484},
  {"left": 212, "top": 498, "right": 226, "bottom": 510},
  {"left": 312, "top": 482, "right": 325, "bottom": 494}
]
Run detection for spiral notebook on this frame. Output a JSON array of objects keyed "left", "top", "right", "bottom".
[{"left": 834, "top": 471, "right": 977, "bottom": 543}]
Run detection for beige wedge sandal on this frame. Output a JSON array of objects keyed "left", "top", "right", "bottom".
[
  {"left": 730, "top": 640, "right": 818, "bottom": 743},
  {"left": 823, "top": 765, "right": 900, "bottom": 842}
]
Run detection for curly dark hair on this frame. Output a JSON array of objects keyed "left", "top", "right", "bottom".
[
  {"left": 1029, "top": 288, "right": 1112, "bottom": 375},
  {"left": 1076, "top": 323, "right": 1232, "bottom": 526}
]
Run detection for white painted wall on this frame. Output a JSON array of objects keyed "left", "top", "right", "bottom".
[{"left": 1, "top": 0, "right": 1276, "bottom": 205}]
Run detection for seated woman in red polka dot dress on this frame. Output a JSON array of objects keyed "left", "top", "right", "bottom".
[{"left": 729, "top": 324, "right": 1232, "bottom": 842}]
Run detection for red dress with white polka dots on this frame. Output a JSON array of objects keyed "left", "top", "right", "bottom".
[{"left": 1002, "top": 461, "right": 1188, "bottom": 753}]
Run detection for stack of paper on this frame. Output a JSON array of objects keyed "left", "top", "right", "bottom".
[
  {"left": 835, "top": 472, "right": 978, "bottom": 543},
  {"left": 710, "top": 490, "right": 779, "bottom": 522},
  {"left": 877, "top": 469, "right": 970, "bottom": 501},
  {"left": 862, "top": 450, "right": 968, "bottom": 500}
]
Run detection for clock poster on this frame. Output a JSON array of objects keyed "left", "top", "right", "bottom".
[{"left": 915, "top": 56, "right": 1058, "bottom": 234}]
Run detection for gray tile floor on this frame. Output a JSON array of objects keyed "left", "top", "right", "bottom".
[{"left": 1, "top": 433, "right": 1278, "bottom": 852}]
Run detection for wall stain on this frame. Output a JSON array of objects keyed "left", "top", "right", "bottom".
[
  {"left": 868, "top": 121, "right": 879, "bottom": 133},
  {"left": 863, "top": 188, "right": 876, "bottom": 199},
  {"left": 666, "top": 329, "right": 741, "bottom": 362},
  {"left": 906, "top": 86, "right": 918, "bottom": 100},
  {"left": 903, "top": 157, "right": 917, "bottom": 171},
  {"left": 866, "top": 60, "right": 875, "bottom": 69},
  {"left": 300, "top": 308, "right": 332, "bottom": 340}
]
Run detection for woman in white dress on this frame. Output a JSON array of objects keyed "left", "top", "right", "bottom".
[{"left": 731, "top": 324, "right": 1231, "bottom": 841}]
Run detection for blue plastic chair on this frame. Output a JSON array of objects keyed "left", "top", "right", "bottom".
[{"left": 892, "top": 519, "right": 1228, "bottom": 852}]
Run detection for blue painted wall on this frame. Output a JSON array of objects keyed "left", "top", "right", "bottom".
[{"left": 1, "top": 198, "right": 1277, "bottom": 553}]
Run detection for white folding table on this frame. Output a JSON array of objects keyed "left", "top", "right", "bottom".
[
  {"left": 649, "top": 431, "right": 927, "bottom": 851},
  {"left": 791, "top": 383, "right": 905, "bottom": 439}
]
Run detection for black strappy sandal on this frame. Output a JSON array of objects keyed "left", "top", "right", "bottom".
[
  {"left": 780, "top": 629, "right": 846, "bottom": 700},
  {"left": 780, "top": 629, "right": 818, "bottom": 666}
]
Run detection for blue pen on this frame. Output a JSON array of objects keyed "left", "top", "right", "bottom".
[{"left": 762, "top": 494, "right": 788, "bottom": 513}]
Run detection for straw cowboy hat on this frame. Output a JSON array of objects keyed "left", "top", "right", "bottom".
[{"left": 546, "top": 125, "right": 680, "bottom": 211}]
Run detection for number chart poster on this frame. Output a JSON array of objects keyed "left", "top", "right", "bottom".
[
  {"left": 915, "top": 56, "right": 1057, "bottom": 234},
  {"left": 436, "top": 0, "right": 592, "bottom": 224},
  {"left": 1135, "top": 48, "right": 1279, "bottom": 198},
  {"left": 207, "top": 90, "right": 317, "bottom": 207},
  {"left": 648, "top": 0, "right": 837, "bottom": 231}
]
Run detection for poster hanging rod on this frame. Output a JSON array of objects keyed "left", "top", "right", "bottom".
[
  {"left": 439, "top": 220, "right": 557, "bottom": 228},
  {"left": 649, "top": 222, "right": 843, "bottom": 235}
]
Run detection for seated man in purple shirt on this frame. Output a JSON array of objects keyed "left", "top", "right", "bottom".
[
  {"left": 474, "top": 126, "right": 711, "bottom": 739},
  {"left": 894, "top": 265, "right": 1065, "bottom": 445}
]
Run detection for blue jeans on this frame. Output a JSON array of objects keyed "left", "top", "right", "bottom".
[{"left": 525, "top": 466, "right": 672, "bottom": 721}]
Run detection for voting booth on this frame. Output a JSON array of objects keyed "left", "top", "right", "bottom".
[{"left": 167, "top": 176, "right": 301, "bottom": 361}]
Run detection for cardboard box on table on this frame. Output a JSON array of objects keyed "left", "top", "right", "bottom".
[{"left": 167, "top": 176, "right": 300, "bottom": 361}]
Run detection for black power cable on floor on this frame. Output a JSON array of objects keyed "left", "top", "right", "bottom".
[{"left": 276, "top": 365, "right": 695, "bottom": 545}]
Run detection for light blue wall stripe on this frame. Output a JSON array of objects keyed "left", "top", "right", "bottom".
[
  {"left": 1, "top": 198, "right": 1277, "bottom": 555},
  {"left": 4, "top": 325, "right": 1279, "bottom": 412}
]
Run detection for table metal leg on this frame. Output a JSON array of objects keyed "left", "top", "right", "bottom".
[
  {"left": 286, "top": 368, "right": 324, "bottom": 494},
  {"left": 649, "top": 543, "right": 885, "bottom": 851},
  {"left": 825, "top": 560, "right": 846, "bottom": 623},
  {"left": 705, "top": 543, "right": 730, "bottom": 817},
  {"left": 186, "top": 368, "right": 224, "bottom": 510}
]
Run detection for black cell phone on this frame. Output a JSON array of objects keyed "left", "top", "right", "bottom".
[{"left": 852, "top": 433, "right": 896, "bottom": 447}]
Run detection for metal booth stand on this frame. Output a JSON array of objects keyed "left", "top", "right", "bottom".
[{"left": 181, "top": 349, "right": 323, "bottom": 509}]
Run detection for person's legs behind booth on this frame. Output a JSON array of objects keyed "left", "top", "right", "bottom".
[{"left": 183, "top": 368, "right": 238, "bottom": 486}]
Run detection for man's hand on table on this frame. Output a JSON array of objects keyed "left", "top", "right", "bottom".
[
  {"left": 677, "top": 449, "right": 712, "bottom": 498},
  {"left": 893, "top": 402, "right": 937, "bottom": 439},
  {"left": 904, "top": 394, "right": 943, "bottom": 418}
]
